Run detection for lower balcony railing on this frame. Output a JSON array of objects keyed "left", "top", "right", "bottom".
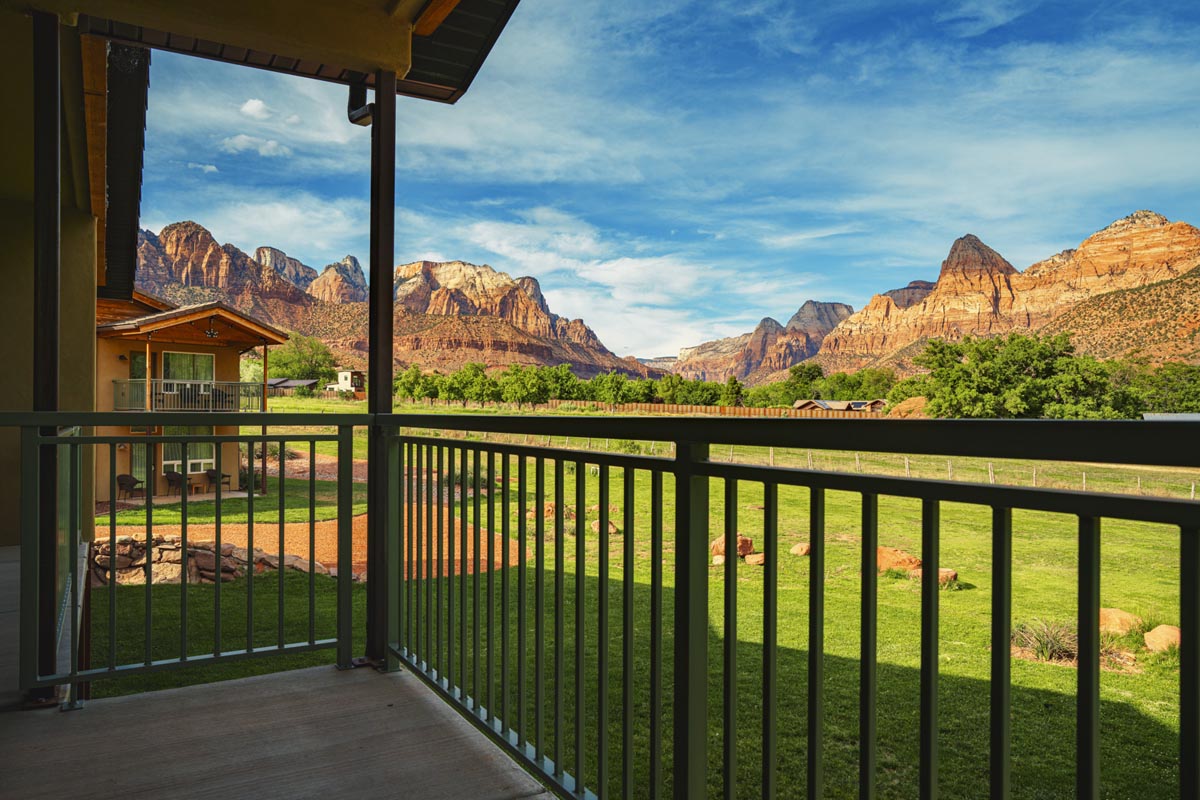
[
  {"left": 7, "top": 410, "right": 1200, "bottom": 798},
  {"left": 112, "top": 379, "right": 264, "bottom": 412}
]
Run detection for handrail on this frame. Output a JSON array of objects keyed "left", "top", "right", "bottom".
[{"left": 4, "top": 411, "right": 1200, "bottom": 468}]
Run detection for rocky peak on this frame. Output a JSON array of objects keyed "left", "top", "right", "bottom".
[
  {"left": 256, "top": 246, "right": 319, "bottom": 291},
  {"left": 1096, "top": 210, "right": 1170, "bottom": 237},
  {"left": 516, "top": 276, "right": 551, "bottom": 315},
  {"left": 936, "top": 234, "right": 1017, "bottom": 283},
  {"left": 307, "top": 256, "right": 368, "bottom": 303},
  {"left": 881, "top": 280, "right": 935, "bottom": 309},
  {"left": 786, "top": 300, "right": 854, "bottom": 334}
]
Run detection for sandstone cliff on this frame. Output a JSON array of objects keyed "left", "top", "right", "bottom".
[
  {"left": 673, "top": 301, "right": 853, "bottom": 383},
  {"left": 255, "top": 246, "right": 318, "bottom": 291},
  {"left": 307, "top": 256, "right": 369, "bottom": 303},
  {"left": 814, "top": 212, "right": 1200, "bottom": 372}
]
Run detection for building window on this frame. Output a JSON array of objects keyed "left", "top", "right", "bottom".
[
  {"left": 162, "top": 352, "right": 215, "bottom": 390},
  {"left": 162, "top": 426, "right": 215, "bottom": 475}
]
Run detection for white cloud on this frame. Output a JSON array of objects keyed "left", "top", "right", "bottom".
[
  {"left": 186, "top": 162, "right": 218, "bottom": 174},
  {"left": 934, "top": 0, "right": 1037, "bottom": 37},
  {"left": 239, "top": 98, "right": 272, "bottom": 120},
  {"left": 284, "top": 113, "right": 301, "bottom": 125},
  {"left": 219, "top": 134, "right": 292, "bottom": 157}
]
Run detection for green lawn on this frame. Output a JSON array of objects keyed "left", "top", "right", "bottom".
[
  {"left": 97, "top": 475, "right": 368, "bottom": 526},
  {"left": 90, "top": 456, "right": 1185, "bottom": 799}
]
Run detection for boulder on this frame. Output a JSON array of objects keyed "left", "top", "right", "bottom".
[
  {"left": 745, "top": 552, "right": 766, "bottom": 566},
  {"left": 589, "top": 519, "right": 619, "bottom": 536},
  {"left": 877, "top": 547, "right": 921, "bottom": 572},
  {"left": 188, "top": 550, "right": 219, "bottom": 572},
  {"left": 907, "top": 567, "right": 958, "bottom": 585},
  {"left": 712, "top": 555, "right": 726, "bottom": 566},
  {"left": 790, "top": 542, "right": 811, "bottom": 557},
  {"left": 710, "top": 534, "right": 754, "bottom": 558},
  {"left": 1145, "top": 624, "right": 1181, "bottom": 652},
  {"left": 1099, "top": 608, "right": 1143, "bottom": 635}
]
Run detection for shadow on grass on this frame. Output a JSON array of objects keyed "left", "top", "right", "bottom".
[{"left": 86, "top": 568, "right": 1177, "bottom": 799}]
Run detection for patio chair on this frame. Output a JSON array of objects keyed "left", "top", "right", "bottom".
[
  {"left": 164, "top": 470, "right": 188, "bottom": 496},
  {"left": 116, "top": 473, "right": 144, "bottom": 500},
  {"left": 205, "top": 468, "right": 232, "bottom": 492}
]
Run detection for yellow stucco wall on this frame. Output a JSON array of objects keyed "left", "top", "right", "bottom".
[
  {"left": 93, "top": 340, "right": 249, "bottom": 499},
  {"left": 0, "top": 10, "right": 97, "bottom": 547}
]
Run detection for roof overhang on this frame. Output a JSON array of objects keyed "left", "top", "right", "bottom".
[
  {"left": 12, "top": 0, "right": 520, "bottom": 104},
  {"left": 97, "top": 302, "right": 289, "bottom": 348}
]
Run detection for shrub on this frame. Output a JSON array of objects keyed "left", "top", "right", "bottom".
[
  {"left": 294, "top": 385, "right": 314, "bottom": 398},
  {"left": 1012, "top": 619, "right": 1078, "bottom": 662},
  {"left": 337, "top": 390, "right": 356, "bottom": 401},
  {"left": 612, "top": 439, "right": 642, "bottom": 454}
]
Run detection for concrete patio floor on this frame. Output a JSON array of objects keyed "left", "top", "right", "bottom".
[{"left": 0, "top": 547, "right": 551, "bottom": 800}]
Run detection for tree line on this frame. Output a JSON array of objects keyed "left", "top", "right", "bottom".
[{"left": 268, "top": 331, "right": 1200, "bottom": 418}]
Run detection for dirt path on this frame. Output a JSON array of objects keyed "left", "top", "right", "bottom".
[{"left": 107, "top": 511, "right": 526, "bottom": 576}]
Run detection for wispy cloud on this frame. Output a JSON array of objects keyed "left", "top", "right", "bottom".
[
  {"left": 186, "top": 162, "right": 218, "bottom": 174},
  {"left": 219, "top": 134, "right": 292, "bottom": 158}
]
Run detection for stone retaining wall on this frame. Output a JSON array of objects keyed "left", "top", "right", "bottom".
[{"left": 89, "top": 537, "right": 332, "bottom": 587}]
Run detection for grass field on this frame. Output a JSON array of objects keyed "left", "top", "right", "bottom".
[{"left": 89, "top": 440, "right": 1186, "bottom": 799}]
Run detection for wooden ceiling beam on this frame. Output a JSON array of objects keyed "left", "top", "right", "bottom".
[{"left": 414, "top": 0, "right": 462, "bottom": 36}]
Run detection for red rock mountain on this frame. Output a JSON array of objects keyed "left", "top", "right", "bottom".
[
  {"left": 308, "top": 256, "right": 369, "bottom": 303},
  {"left": 254, "top": 246, "right": 319, "bottom": 291},
  {"left": 135, "top": 221, "right": 651, "bottom": 378},
  {"left": 674, "top": 301, "right": 853, "bottom": 382},
  {"left": 816, "top": 211, "right": 1200, "bottom": 373}
]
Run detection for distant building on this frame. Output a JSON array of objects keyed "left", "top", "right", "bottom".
[
  {"left": 793, "top": 399, "right": 887, "bottom": 413},
  {"left": 326, "top": 370, "right": 366, "bottom": 393}
]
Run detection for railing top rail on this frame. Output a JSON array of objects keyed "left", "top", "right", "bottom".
[
  {"left": 383, "top": 413, "right": 1200, "bottom": 469},
  {"left": 5, "top": 410, "right": 1200, "bottom": 469}
]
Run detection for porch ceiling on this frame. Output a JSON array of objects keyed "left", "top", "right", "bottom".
[{"left": 17, "top": 0, "right": 520, "bottom": 104}]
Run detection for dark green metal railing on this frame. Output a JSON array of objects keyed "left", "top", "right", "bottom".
[
  {"left": 379, "top": 414, "right": 1200, "bottom": 800},
  {"left": 12, "top": 412, "right": 360, "bottom": 703},
  {"left": 7, "top": 411, "right": 1200, "bottom": 797}
]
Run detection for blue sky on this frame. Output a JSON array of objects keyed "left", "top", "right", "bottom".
[{"left": 140, "top": 0, "right": 1200, "bottom": 357}]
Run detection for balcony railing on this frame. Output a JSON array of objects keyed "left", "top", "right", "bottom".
[
  {"left": 6, "top": 410, "right": 1200, "bottom": 798},
  {"left": 112, "top": 379, "right": 264, "bottom": 412}
]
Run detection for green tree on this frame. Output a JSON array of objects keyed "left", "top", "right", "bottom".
[
  {"left": 268, "top": 334, "right": 337, "bottom": 384},
  {"left": 718, "top": 375, "right": 745, "bottom": 406},
  {"left": 394, "top": 364, "right": 423, "bottom": 401},
  {"left": 781, "top": 363, "right": 824, "bottom": 405},
  {"left": 543, "top": 364, "right": 581, "bottom": 401},
  {"left": 239, "top": 357, "right": 263, "bottom": 384},
  {"left": 499, "top": 364, "right": 551, "bottom": 409},
  {"left": 591, "top": 371, "right": 631, "bottom": 405},
  {"left": 655, "top": 373, "right": 686, "bottom": 404}
]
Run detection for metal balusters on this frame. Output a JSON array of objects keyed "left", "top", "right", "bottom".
[
  {"left": 536, "top": 456, "right": 546, "bottom": 765},
  {"left": 598, "top": 463, "right": 610, "bottom": 799},
  {"left": 460, "top": 447, "right": 468, "bottom": 699},
  {"left": 428, "top": 444, "right": 436, "bottom": 675},
  {"left": 65, "top": 442, "right": 80, "bottom": 708},
  {"left": 180, "top": 441, "right": 189, "bottom": 661},
  {"left": 763, "top": 483, "right": 779, "bottom": 800},
  {"left": 650, "top": 469, "right": 664, "bottom": 800},
  {"left": 920, "top": 498, "right": 940, "bottom": 800},
  {"left": 335, "top": 425, "right": 353, "bottom": 669},
  {"left": 808, "top": 487, "right": 826, "bottom": 800},
  {"left": 1077, "top": 516, "right": 1101, "bottom": 800},
  {"left": 307, "top": 441, "right": 315, "bottom": 647},
  {"left": 991, "top": 507, "right": 1012, "bottom": 799},
  {"left": 387, "top": 432, "right": 401, "bottom": 673},
  {"left": 724, "top": 478, "right": 738, "bottom": 800},
  {"left": 1183, "top": 526, "right": 1200, "bottom": 800},
  {"left": 448, "top": 446, "right": 457, "bottom": 690},
  {"left": 554, "top": 458, "right": 565, "bottom": 780},
  {"left": 622, "top": 467, "right": 635, "bottom": 799},
  {"left": 108, "top": 444, "right": 118, "bottom": 669},
  {"left": 518, "top": 455, "right": 528, "bottom": 749},
  {"left": 146, "top": 435, "right": 155, "bottom": 664},
  {"left": 437, "top": 446, "right": 445, "bottom": 683},
  {"left": 474, "top": 448, "right": 482, "bottom": 713},
  {"left": 502, "top": 452, "right": 511, "bottom": 728},
  {"left": 860, "top": 492, "right": 878, "bottom": 800},
  {"left": 416, "top": 444, "right": 424, "bottom": 667},
  {"left": 488, "top": 449, "right": 496, "bottom": 723},
  {"left": 277, "top": 439, "right": 286, "bottom": 651},
  {"left": 575, "top": 458, "right": 586, "bottom": 787}
]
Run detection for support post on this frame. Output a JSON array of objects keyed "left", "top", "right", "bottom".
[
  {"left": 673, "top": 440, "right": 709, "bottom": 799},
  {"left": 366, "top": 68, "right": 397, "bottom": 662},
  {"left": 144, "top": 337, "right": 151, "bottom": 410},
  {"left": 32, "top": 9, "right": 61, "bottom": 700},
  {"left": 260, "top": 341, "right": 267, "bottom": 495}
]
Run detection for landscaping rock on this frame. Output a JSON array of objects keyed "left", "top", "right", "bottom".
[
  {"left": 877, "top": 547, "right": 921, "bottom": 572},
  {"left": 710, "top": 534, "right": 754, "bottom": 558},
  {"left": 1145, "top": 624, "right": 1181, "bottom": 652},
  {"left": 712, "top": 555, "right": 726, "bottom": 566},
  {"left": 1099, "top": 608, "right": 1143, "bottom": 635},
  {"left": 907, "top": 567, "right": 958, "bottom": 585},
  {"left": 745, "top": 552, "right": 766, "bottom": 566},
  {"left": 746, "top": 504, "right": 765, "bottom": 511},
  {"left": 790, "top": 543, "right": 811, "bottom": 557},
  {"left": 589, "top": 519, "right": 619, "bottom": 536}
]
